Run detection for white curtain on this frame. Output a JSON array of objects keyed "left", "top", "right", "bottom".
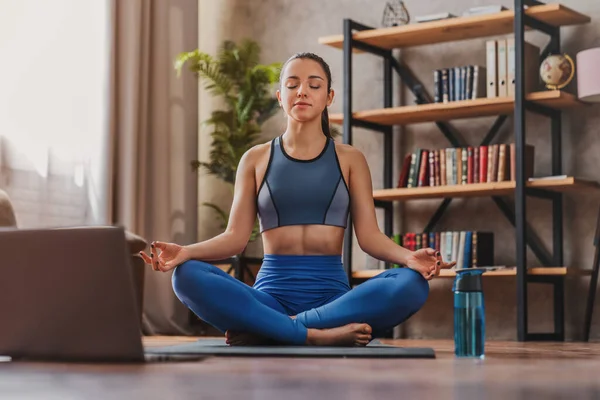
[{"left": 0, "top": 0, "right": 111, "bottom": 227}]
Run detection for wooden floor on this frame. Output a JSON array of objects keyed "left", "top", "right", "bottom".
[{"left": 2, "top": 336, "right": 600, "bottom": 399}]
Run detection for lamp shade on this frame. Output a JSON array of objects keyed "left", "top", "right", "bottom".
[{"left": 577, "top": 47, "right": 600, "bottom": 103}]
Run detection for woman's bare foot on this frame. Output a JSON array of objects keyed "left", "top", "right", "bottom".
[
  {"left": 226, "top": 315, "right": 297, "bottom": 346},
  {"left": 306, "top": 323, "right": 372, "bottom": 346}
]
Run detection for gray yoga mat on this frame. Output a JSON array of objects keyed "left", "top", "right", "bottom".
[{"left": 145, "top": 338, "right": 436, "bottom": 358}]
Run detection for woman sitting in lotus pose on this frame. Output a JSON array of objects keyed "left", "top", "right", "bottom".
[{"left": 140, "top": 52, "right": 455, "bottom": 346}]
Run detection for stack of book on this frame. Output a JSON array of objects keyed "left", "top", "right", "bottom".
[
  {"left": 397, "top": 143, "right": 535, "bottom": 188},
  {"left": 390, "top": 230, "right": 494, "bottom": 268}
]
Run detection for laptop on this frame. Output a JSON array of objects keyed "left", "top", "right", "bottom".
[{"left": 0, "top": 226, "right": 203, "bottom": 363}]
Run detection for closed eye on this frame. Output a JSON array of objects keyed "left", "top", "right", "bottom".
[{"left": 286, "top": 85, "right": 321, "bottom": 89}]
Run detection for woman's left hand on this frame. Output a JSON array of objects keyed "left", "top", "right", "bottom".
[{"left": 405, "top": 248, "right": 456, "bottom": 280}]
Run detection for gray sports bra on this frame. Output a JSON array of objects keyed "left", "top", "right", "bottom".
[{"left": 256, "top": 135, "right": 350, "bottom": 233}]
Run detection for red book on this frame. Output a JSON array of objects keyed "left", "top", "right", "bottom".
[
  {"left": 397, "top": 153, "right": 412, "bottom": 188},
  {"left": 404, "top": 233, "right": 416, "bottom": 251},
  {"left": 479, "top": 146, "right": 488, "bottom": 183},
  {"left": 474, "top": 146, "right": 480, "bottom": 183}
]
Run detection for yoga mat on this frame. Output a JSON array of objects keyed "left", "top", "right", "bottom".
[{"left": 145, "top": 338, "right": 436, "bottom": 359}]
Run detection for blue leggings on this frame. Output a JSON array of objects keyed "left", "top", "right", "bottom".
[{"left": 171, "top": 254, "right": 429, "bottom": 345}]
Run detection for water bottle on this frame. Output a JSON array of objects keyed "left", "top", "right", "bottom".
[{"left": 453, "top": 268, "right": 486, "bottom": 359}]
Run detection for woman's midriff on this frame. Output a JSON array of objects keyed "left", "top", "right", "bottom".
[{"left": 261, "top": 224, "right": 345, "bottom": 255}]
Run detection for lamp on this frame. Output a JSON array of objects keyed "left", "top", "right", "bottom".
[{"left": 577, "top": 47, "right": 600, "bottom": 103}]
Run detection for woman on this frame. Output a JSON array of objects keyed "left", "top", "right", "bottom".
[{"left": 140, "top": 52, "right": 455, "bottom": 346}]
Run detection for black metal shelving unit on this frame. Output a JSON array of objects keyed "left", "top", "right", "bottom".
[{"left": 338, "top": 0, "right": 576, "bottom": 341}]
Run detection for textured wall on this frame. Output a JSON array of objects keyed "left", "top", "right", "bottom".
[{"left": 198, "top": 0, "right": 600, "bottom": 340}]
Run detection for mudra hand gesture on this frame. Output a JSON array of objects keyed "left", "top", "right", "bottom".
[
  {"left": 406, "top": 248, "right": 456, "bottom": 280},
  {"left": 139, "top": 241, "right": 191, "bottom": 272}
]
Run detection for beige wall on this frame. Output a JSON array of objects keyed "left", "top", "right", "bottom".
[{"left": 197, "top": 0, "right": 600, "bottom": 340}]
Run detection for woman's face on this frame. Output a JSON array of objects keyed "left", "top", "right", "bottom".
[{"left": 277, "top": 58, "right": 334, "bottom": 123}]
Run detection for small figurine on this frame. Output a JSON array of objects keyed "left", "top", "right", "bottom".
[{"left": 382, "top": 0, "right": 410, "bottom": 27}]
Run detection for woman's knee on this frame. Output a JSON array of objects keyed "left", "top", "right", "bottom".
[
  {"left": 389, "top": 268, "right": 429, "bottom": 311},
  {"left": 171, "top": 260, "right": 215, "bottom": 299}
]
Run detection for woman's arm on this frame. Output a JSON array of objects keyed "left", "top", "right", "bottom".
[
  {"left": 184, "top": 146, "right": 261, "bottom": 261},
  {"left": 346, "top": 146, "right": 413, "bottom": 266}
]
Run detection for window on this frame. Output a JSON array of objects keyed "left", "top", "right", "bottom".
[{"left": 0, "top": 0, "right": 111, "bottom": 227}]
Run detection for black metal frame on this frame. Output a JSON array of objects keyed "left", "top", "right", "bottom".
[
  {"left": 584, "top": 205, "right": 600, "bottom": 342},
  {"left": 341, "top": 0, "right": 568, "bottom": 341}
]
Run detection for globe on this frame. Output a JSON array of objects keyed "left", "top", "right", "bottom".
[{"left": 539, "top": 54, "right": 575, "bottom": 90}]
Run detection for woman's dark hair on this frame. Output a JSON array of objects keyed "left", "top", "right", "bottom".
[{"left": 279, "top": 52, "right": 333, "bottom": 138}]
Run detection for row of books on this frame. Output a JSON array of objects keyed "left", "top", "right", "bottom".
[
  {"left": 433, "top": 65, "right": 486, "bottom": 103},
  {"left": 390, "top": 231, "right": 494, "bottom": 269},
  {"left": 397, "top": 143, "right": 535, "bottom": 188},
  {"left": 432, "top": 36, "right": 540, "bottom": 103}
]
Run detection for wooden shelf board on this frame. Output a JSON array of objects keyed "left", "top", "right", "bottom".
[
  {"left": 372, "top": 177, "right": 600, "bottom": 201},
  {"left": 328, "top": 91, "right": 582, "bottom": 126},
  {"left": 353, "top": 267, "right": 591, "bottom": 279},
  {"left": 319, "top": 4, "right": 590, "bottom": 50}
]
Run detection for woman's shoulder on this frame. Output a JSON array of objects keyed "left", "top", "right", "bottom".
[
  {"left": 333, "top": 141, "right": 366, "bottom": 162},
  {"left": 241, "top": 141, "right": 272, "bottom": 170}
]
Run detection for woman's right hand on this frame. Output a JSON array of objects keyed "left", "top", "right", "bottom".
[{"left": 139, "top": 241, "right": 191, "bottom": 272}]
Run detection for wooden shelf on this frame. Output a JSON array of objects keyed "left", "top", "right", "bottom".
[
  {"left": 328, "top": 91, "right": 583, "bottom": 126},
  {"left": 319, "top": 4, "right": 590, "bottom": 50},
  {"left": 372, "top": 177, "right": 600, "bottom": 201},
  {"left": 353, "top": 267, "right": 592, "bottom": 279}
]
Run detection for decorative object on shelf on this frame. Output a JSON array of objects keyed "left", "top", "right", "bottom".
[
  {"left": 539, "top": 53, "right": 575, "bottom": 90},
  {"left": 576, "top": 47, "right": 600, "bottom": 103},
  {"left": 381, "top": 0, "right": 410, "bottom": 27}
]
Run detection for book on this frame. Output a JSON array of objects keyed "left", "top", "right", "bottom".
[
  {"left": 506, "top": 37, "right": 540, "bottom": 96},
  {"left": 462, "top": 5, "right": 508, "bottom": 16},
  {"left": 397, "top": 153, "right": 412, "bottom": 188},
  {"left": 528, "top": 175, "right": 567, "bottom": 181},
  {"left": 509, "top": 144, "right": 535, "bottom": 181},
  {"left": 497, "top": 38, "right": 508, "bottom": 97},
  {"left": 486, "top": 40, "right": 498, "bottom": 98},
  {"left": 471, "top": 66, "right": 487, "bottom": 99},
  {"left": 415, "top": 12, "right": 457, "bottom": 23},
  {"left": 441, "top": 69, "right": 449, "bottom": 103},
  {"left": 433, "top": 70, "right": 441, "bottom": 103}
]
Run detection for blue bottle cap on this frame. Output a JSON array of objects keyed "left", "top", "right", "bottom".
[{"left": 453, "top": 268, "right": 485, "bottom": 292}]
